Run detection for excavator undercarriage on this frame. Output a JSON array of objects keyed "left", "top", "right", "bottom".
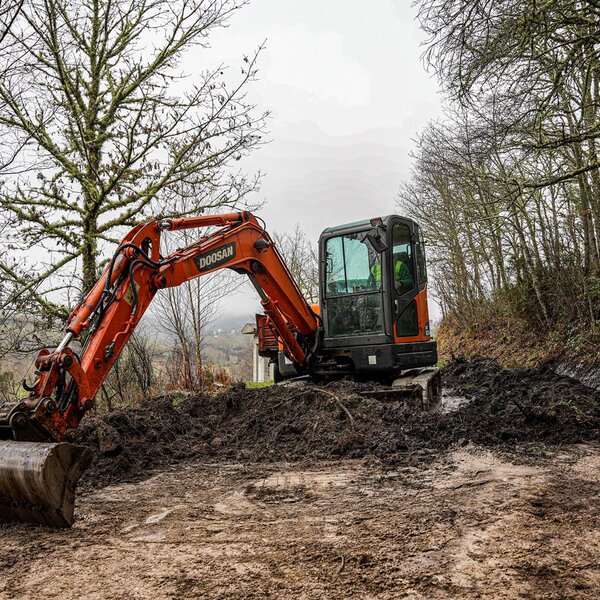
[{"left": 0, "top": 211, "right": 439, "bottom": 527}]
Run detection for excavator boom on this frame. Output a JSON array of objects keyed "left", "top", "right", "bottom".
[{"left": 0, "top": 211, "right": 319, "bottom": 526}]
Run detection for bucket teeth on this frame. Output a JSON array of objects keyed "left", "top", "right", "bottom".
[{"left": 0, "top": 441, "right": 94, "bottom": 527}]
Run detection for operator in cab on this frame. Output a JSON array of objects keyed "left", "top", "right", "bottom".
[{"left": 369, "top": 252, "right": 413, "bottom": 293}]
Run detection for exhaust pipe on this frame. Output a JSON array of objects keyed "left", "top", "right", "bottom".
[{"left": 0, "top": 441, "right": 94, "bottom": 527}]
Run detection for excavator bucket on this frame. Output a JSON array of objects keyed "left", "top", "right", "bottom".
[{"left": 0, "top": 441, "right": 93, "bottom": 527}]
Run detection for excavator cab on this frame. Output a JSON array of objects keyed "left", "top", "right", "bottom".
[
  {"left": 317, "top": 215, "right": 437, "bottom": 375},
  {"left": 274, "top": 215, "right": 438, "bottom": 383}
]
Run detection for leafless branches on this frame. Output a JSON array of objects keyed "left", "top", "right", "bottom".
[
  {"left": 153, "top": 223, "right": 244, "bottom": 392},
  {"left": 274, "top": 224, "right": 319, "bottom": 304},
  {"left": 0, "top": 0, "right": 24, "bottom": 48},
  {"left": 0, "top": 0, "right": 266, "bottom": 316},
  {"left": 404, "top": 1, "right": 600, "bottom": 330}
]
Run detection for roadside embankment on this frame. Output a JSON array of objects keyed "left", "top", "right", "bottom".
[{"left": 437, "top": 316, "right": 600, "bottom": 389}]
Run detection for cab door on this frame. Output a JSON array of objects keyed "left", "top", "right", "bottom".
[
  {"left": 388, "top": 218, "right": 430, "bottom": 342},
  {"left": 320, "top": 228, "right": 390, "bottom": 347}
]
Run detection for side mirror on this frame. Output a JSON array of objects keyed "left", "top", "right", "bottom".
[{"left": 366, "top": 225, "right": 388, "bottom": 253}]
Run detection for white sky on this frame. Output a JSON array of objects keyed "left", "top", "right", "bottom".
[
  {"left": 190, "top": 0, "right": 444, "bottom": 321},
  {"left": 208, "top": 0, "right": 441, "bottom": 136}
]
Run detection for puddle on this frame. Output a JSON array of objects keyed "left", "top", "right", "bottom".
[{"left": 442, "top": 393, "right": 471, "bottom": 413}]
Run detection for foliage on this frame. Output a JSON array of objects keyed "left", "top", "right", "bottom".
[{"left": 403, "top": 0, "right": 600, "bottom": 338}]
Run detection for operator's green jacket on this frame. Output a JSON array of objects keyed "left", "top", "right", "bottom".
[{"left": 370, "top": 259, "right": 413, "bottom": 290}]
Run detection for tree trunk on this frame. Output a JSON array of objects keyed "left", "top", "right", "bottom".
[{"left": 82, "top": 215, "right": 98, "bottom": 294}]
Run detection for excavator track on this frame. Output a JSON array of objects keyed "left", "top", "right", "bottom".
[
  {"left": 0, "top": 441, "right": 93, "bottom": 527},
  {"left": 279, "top": 369, "right": 442, "bottom": 412}
]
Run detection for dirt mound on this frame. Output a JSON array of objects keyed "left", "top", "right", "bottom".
[
  {"left": 439, "top": 356, "right": 600, "bottom": 445},
  {"left": 75, "top": 381, "right": 427, "bottom": 488},
  {"left": 74, "top": 359, "right": 600, "bottom": 489}
]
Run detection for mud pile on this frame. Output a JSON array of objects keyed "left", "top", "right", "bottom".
[
  {"left": 75, "top": 381, "right": 424, "bottom": 488},
  {"left": 438, "top": 356, "right": 600, "bottom": 445},
  {"left": 74, "top": 358, "right": 600, "bottom": 489}
]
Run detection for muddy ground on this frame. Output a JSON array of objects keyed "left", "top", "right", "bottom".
[{"left": 1, "top": 358, "right": 600, "bottom": 599}]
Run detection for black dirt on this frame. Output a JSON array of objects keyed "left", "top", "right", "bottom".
[
  {"left": 438, "top": 357, "right": 600, "bottom": 445},
  {"left": 74, "top": 358, "right": 600, "bottom": 490}
]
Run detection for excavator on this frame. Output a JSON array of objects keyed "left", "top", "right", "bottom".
[{"left": 0, "top": 211, "right": 439, "bottom": 527}]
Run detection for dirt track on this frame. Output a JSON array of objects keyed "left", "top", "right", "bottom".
[
  {"left": 1, "top": 359, "right": 600, "bottom": 598},
  {"left": 1, "top": 444, "right": 599, "bottom": 599}
]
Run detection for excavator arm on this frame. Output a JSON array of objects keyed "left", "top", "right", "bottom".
[
  {"left": 1, "top": 211, "right": 319, "bottom": 443},
  {"left": 0, "top": 211, "right": 319, "bottom": 525}
]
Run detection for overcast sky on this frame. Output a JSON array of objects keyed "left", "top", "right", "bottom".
[{"left": 186, "top": 0, "right": 444, "bottom": 322}]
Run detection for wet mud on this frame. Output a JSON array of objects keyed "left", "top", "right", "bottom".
[
  {"left": 1, "top": 445, "right": 599, "bottom": 599},
  {"left": 74, "top": 357, "right": 600, "bottom": 489},
  {"left": 1, "top": 359, "right": 599, "bottom": 598}
]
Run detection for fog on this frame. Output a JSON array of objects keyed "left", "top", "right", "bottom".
[{"left": 196, "top": 0, "right": 444, "bottom": 320}]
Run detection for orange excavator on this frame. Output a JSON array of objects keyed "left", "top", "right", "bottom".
[{"left": 0, "top": 211, "right": 439, "bottom": 527}]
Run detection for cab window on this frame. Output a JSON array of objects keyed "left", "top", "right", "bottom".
[
  {"left": 325, "top": 233, "right": 381, "bottom": 295},
  {"left": 325, "top": 232, "right": 383, "bottom": 337},
  {"left": 415, "top": 225, "right": 427, "bottom": 284},
  {"left": 391, "top": 223, "right": 415, "bottom": 294}
]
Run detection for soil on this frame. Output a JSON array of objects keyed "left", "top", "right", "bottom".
[
  {"left": 73, "top": 357, "right": 600, "bottom": 490},
  {"left": 1, "top": 358, "right": 599, "bottom": 598}
]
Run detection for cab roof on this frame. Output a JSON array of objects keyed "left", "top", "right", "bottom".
[
  {"left": 320, "top": 215, "right": 403, "bottom": 236},
  {"left": 321, "top": 218, "right": 372, "bottom": 235}
]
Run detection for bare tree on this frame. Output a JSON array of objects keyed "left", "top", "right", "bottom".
[
  {"left": 0, "top": 0, "right": 266, "bottom": 317},
  {"left": 155, "top": 270, "right": 242, "bottom": 391},
  {"left": 274, "top": 224, "right": 319, "bottom": 303},
  {"left": 152, "top": 221, "right": 244, "bottom": 391},
  {"left": 99, "top": 330, "right": 158, "bottom": 409}
]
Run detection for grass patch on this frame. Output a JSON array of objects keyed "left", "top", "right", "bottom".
[{"left": 246, "top": 380, "right": 274, "bottom": 389}]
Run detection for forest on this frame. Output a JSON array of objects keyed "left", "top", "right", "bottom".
[{"left": 401, "top": 0, "right": 600, "bottom": 361}]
